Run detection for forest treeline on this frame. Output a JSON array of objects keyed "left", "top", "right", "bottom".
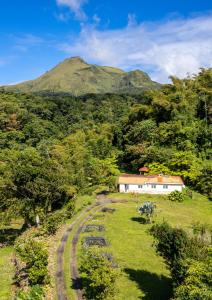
[{"left": 0, "top": 68, "right": 211, "bottom": 226}]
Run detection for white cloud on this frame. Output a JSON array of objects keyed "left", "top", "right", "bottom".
[
  {"left": 58, "top": 14, "right": 212, "bottom": 82},
  {"left": 56, "top": 0, "right": 87, "bottom": 21},
  {"left": 12, "top": 34, "right": 44, "bottom": 52}
]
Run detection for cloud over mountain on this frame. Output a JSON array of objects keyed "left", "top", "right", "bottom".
[{"left": 59, "top": 14, "right": 212, "bottom": 82}]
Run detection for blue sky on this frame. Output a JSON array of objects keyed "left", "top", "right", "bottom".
[{"left": 0, "top": 0, "right": 212, "bottom": 84}]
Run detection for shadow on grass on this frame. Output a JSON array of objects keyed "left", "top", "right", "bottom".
[
  {"left": 125, "top": 268, "right": 172, "bottom": 300},
  {"left": 0, "top": 228, "right": 22, "bottom": 246},
  {"left": 71, "top": 277, "right": 82, "bottom": 290},
  {"left": 131, "top": 216, "right": 147, "bottom": 224}
]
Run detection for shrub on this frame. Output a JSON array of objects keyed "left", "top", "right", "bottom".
[
  {"left": 43, "top": 200, "right": 75, "bottom": 235},
  {"left": 173, "top": 255, "right": 212, "bottom": 300},
  {"left": 15, "top": 239, "right": 48, "bottom": 285},
  {"left": 168, "top": 191, "right": 184, "bottom": 202},
  {"left": 150, "top": 222, "right": 209, "bottom": 286},
  {"left": 150, "top": 222, "right": 190, "bottom": 285},
  {"left": 64, "top": 199, "right": 75, "bottom": 219},
  {"left": 16, "top": 285, "right": 44, "bottom": 300},
  {"left": 80, "top": 247, "right": 119, "bottom": 300},
  {"left": 43, "top": 211, "right": 65, "bottom": 235}
]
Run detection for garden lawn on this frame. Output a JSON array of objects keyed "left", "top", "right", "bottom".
[
  {"left": 79, "top": 192, "right": 212, "bottom": 300},
  {"left": 0, "top": 247, "right": 14, "bottom": 300}
]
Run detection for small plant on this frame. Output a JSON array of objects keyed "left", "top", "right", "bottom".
[
  {"left": 138, "top": 202, "right": 156, "bottom": 223},
  {"left": 168, "top": 191, "right": 184, "bottom": 202}
]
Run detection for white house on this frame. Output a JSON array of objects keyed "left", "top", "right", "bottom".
[{"left": 118, "top": 174, "right": 185, "bottom": 194}]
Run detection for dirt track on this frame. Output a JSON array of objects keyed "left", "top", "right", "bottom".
[
  {"left": 56, "top": 196, "right": 125, "bottom": 300},
  {"left": 55, "top": 203, "right": 98, "bottom": 300}
]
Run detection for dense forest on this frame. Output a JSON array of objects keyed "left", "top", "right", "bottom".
[
  {"left": 0, "top": 68, "right": 211, "bottom": 300},
  {"left": 0, "top": 68, "right": 211, "bottom": 227}
]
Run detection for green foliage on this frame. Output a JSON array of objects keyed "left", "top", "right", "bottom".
[
  {"left": 15, "top": 238, "right": 48, "bottom": 285},
  {"left": 43, "top": 211, "right": 65, "bottom": 235},
  {"left": 195, "top": 163, "right": 212, "bottom": 200},
  {"left": 138, "top": 202, "right": 156, "bottom": 223},
  {"left": 80, "top": 247, "right": 119, "bottom": 300},
  {"left": 150, "top": 222, "right": 210, "bottom": 288},
  {"left": 147, "top": 162, "right": 172, "bottom": 175},
  {"left": 0, "top": 67, "right": 211, "bottom": 263},
  {"left": 150, "top": 222, "right": 190, "bottom": 285},
  {"left": 63, "top": 199, "right": 75, "bottom": 219},
  {"left": 168, "top": 191, "right": 184, "bottom": 202},
  {"left": 16, "top": 285, "right": 44, "bottom": 300},
  {"left": 173, "top": 255, "right": 212, "bottom": 300},
  {"left": 0, "top": 146, "right": 75, "bottom": 226}
]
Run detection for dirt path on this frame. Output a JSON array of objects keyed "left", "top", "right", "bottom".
[
  {"left": 55, "top": 203, "right": 98, "bottom": 300},
  {"left": 56, "top": 196, "right": 125, "bottom": 300},
  {"left": 70, "top": 197, "right": 128, "bottom": 300}
]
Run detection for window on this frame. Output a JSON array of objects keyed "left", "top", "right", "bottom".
[
  {"left": 151, "top": 184, "right": 156, "bottom": 189},
  {"left": 163, "top": 185, "right": 168, "bottom": 189},
  {"left": 138, "top": 185, "right": 143, "bottom": 189}
]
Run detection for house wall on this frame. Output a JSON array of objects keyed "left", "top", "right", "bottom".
[{"left": 119, "top": 183, "right": 184, "bottom": 194}]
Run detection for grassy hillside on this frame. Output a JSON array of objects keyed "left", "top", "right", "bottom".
[
  {"left": 78, "top": 192, "right": 212, "bottom": 300},
  {"left": 2, "top": 57, "right": 160, "bottom": 95}
]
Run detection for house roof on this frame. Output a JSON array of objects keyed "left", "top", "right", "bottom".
[
  {"left": 138, "top": 166, "right": 149, "bottom": 172},
  {"left": 118, "top": 174, "right": 184, "bottom": 185}
]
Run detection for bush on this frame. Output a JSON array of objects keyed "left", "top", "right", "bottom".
[
  {"left": 15, "top": 239, "right": 48, "bottom": 285},
  {"left": 43, "top": 211, "right": 65, "bottom": 235},
  {"left": 43, "top": 200, "right": 75, "bottom": 235},
  {"left": 150, "top": 222, "right": 190, "bottom": 285},
  {"left": 168, "top": 191, "right": 184, "bottom": 202},
  {"left": 150, "top": 222, "right": 209, "bottom": 286},
  {"left": 64, "top": 199, "right": 75, "bottom": 219},
  {"left": 173, "top": 255, "right": 212, "bottom": 300},
  {"left": 16, "top": 285, "right": 44, "bottom": 300},
  {"left": 80, "top": 247, "right": 119, "bottom": 300}
]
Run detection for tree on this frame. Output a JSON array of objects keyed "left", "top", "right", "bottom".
[
  {"left": 195, "top": 163, "right": 212, "bottom": 200},
  {"left": 138, "top": 202, "right": 156, "bottom": 223},
  {"left": 0, "top": 147, "right": 73, "bottom": 226}
]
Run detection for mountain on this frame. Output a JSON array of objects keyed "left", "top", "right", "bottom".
[{"left": 2, "top": 57, "right": 160, "bottom": 95}]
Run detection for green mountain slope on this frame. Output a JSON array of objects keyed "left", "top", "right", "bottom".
[{"left": 2, "top": 57, "right": 160, "bottom": 95}]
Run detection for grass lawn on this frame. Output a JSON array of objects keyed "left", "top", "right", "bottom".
[
  {"left": 0, "top": 247, "right": 14, "bottom": 300},
  {"left": 78, "top": 192, "right": 212, "bottom": 300},
  {"left": 0, "top": 219, "right": 23, "bottom": 300}
]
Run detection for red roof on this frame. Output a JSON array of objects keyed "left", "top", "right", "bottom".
[
  {"left": 118, "top": 174, "right": 184, "bottom": 185},
  {"left": 139, "top": 166, "right": 149, "bottom": 172}
]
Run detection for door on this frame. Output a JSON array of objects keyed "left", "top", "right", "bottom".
[{"left": 125, "top": 184, "right": 129, "bottom": 192}]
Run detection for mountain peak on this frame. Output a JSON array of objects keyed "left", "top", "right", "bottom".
[
  {"left": 3, "top": 58, "right": 160, "bottom": 95},
  {"left": 63, "top": 56, "right": 87, "bottom": 64}
]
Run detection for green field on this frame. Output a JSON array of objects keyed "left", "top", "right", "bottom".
[
  {"left": 79, "top": 192, "right": 212, "bottom": 300},
  {"left": 0, "top": 247, "right": 14, "bottom": 300},
  {"left": 0, "top": 219, "right": 23, "bottom": 300}
]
